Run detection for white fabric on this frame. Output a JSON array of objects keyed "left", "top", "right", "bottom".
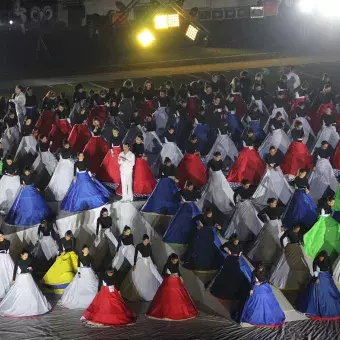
[
  {"left": 131, "top": 256, "right": 163, "bottom": 301},
  {"left": 12, "top": 93, "right": 26, "bottom": 128},
  {"left": 264, "top": 108, "right": 290, "bottom": 133},
  {"left": 332, "top": 255, "right": 340, "bottom": 282},
  {"left": 197, "top": 170, "right": 234, "bottom": 214},
  {"left": 252, "top": 167, "right": 293, "bottom": 207},
  {"left": 270, "top": 244, "right": 313, "bottom": 290},
  {"left": 2, "top": 126, "right": 21, "bottom": 157},
  {"left": 292, "top": 117, "right": 315, "bottom": 144},
  {"left": 258, "top": 129, "right": 291, "bottom": 159},
  {"left": 14, "top": 135, "right": 37, "bottom": 161},
  {"left": 94, "top": 228, "right": 118, "bottom": 248},
  {"left": 309, "top": 158, "right": 338, "bottom": 202},
  {"left": 160, "top": 142, "right": 183, "bottom": 167},
  {"left": 118, "top": 151, "right": 135, "bottom": 173},
  {"left": 113, "top": 244, "right": 135, "bottom": 270},
  {"left": 120, "top": 171, "right": 133, "bottom": 201},
  {"left": 154, "top": 107, "right": 168, "bottom": 137},
  {"left": 46, "top": 158, "right": 74, "bottom": 201},
  {"left": 0, "top": 175, "right": 21, "bottom": 214},
  {"left": 33, "top": 151, "right": 58, "bottom": 176},
  {"left": 0, "top": 254, "right": 15, "bottom": 298},
  {"left": 0, "top": 273, "right": 51, "bottom": 317},
  {"left": 206, "top": 133, "right": 238, "bottom": 163},
  {"left": 254, "top": 99, "right": 269, "bottom": 116},
  {"left": 58, "top": 267, "right": 98, "bottom": 309},
  {"left": 224, "top": 200, "right": 264, "bottom": 241},
  {"left": 286, "top": 72, "right": 301, "bottom": 93},
  {"left": 39, "top": 236, "right": 59, "bottom": 261},
  {"left": 313, "top": 125, "right": 340, "bottom": 150},
  {"left": 247, "top": 220, "right": 282, "bottom": 264}
]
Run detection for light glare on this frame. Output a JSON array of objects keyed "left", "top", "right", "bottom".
[
  {"left": 155, "top": 15, "right": 168, "bottom": 29},
  {"left": 137, "top": 29, "right": 155, "bottom": 47},
  {"left": 186, "top": 25, "right": 198, "bottom": 41}
]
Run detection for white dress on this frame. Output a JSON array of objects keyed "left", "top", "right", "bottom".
[
  {"left": 313, "top": 125, "right": 340, "bottom": 150},
  {"left": 14, "top": 135, "right": 37, "bottom": 161},
  {"left": 258, "top": 129, "right": 291, "bottom": 159},
  {"left": 160, "top": 142, "right": 183, "bottom": 167},
  {"left": 0, "top": 174, "right": 21, "bottom": 214},
  {"left": 58, "top": 266, "right": 98, "bottom": 309},
  {"left": 33, "top": 151, "right": 58, "bottom": 177},
  {"left": 0, "top": 273, "right": 51, "bottom": 317},
  {"left": 32, "top": 232, "right": 59, "bottom": 262},
  {"left": 0, "top": 252, "right": 14, "bottom": 298},
  {"left": 112, "top": 242, "right": 135, "bottom": 271},
  {"left": 206, "top": 133, "right": 238, "bottom": 164},
  {"left": 46, "top": 158, "right": 74, "bottom": 201},
  {"left": 2, "top": 126, "right": 21, "bottom": 157}
]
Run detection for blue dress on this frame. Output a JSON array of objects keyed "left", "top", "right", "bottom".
[
  {"left": 299, "top": 271, "right": 340, "bottom": 320},
  {"left": 5, "top": 185, "right": 51, "bottom": 226},
  {"left": 249, "top": 120, "right": 265, "bottom": 143},
  {"left": 182, "top": 226, "right": 225, "bottom": 271},
  {"left": 141, "top": 178, "right": 181, "bottom": 215},
  {"left": 163, "top": 202, "right": 201, "bottom": 244},
  {"left": 60, "top": 171, "right": 112, "bottom": 212},
  {"left": 282, "top": 189, "right": 318, "bottom": 229},
  {"left": 241, "top": 280, "right": 285, "bottom": 327},
  {"left": 193, "top": 124, "right": 217, "bottom": 156}
]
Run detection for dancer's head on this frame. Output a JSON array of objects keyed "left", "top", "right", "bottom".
[
  {"left": 63, "top": 139, "right": 70, "bottom": 149},
  {"left": 21, "top": 249, "right": 29, "bottom": 260},
  {"left": 164, "top": 157, "right": 172, "bottom": 166},
  {"left": 241, "top": 179, "right": 251, "bottom": 189},
  {"left": 123, "top": 226, "right": 131, "bottom": 236},
  {"left": 106, "top": 266, "right": 114, "bottom": 276},
  {"left": 213, "top": 151, "right": 221, "bottom": 161},
  {"left": 269, "top": 146, "right": 277, "bottom": 155},
  {"left": 298, "top": 168, "right": 307, "bottom": 178},
  {"left": 123, "top": 143, "right": 130, "bottom": 153},
  {"left": 65, "top": 230, "right": 73, "bottom": 240},
  {"left": 100, "top": 207, "right": 109, "bottom": 218},
  {"left": 0, "top": 230, "right": 4, "bottom": 242},
  {"left": 327, "top": 196, "right": 335, "bottom": 207},
  {"left": 292, "top": 224, "right": 301, "bottom": 233},
  {"left": 82, "top": 244, "right": 89, "bottom": 256},
  {"left": 267, "top": 198, "right": 277, "bottom": 208},
  {"left": 135, "top": 135, "right": 143, "bottom": 144},
  {"left": 169, "top": 253, "right": 179, "bottom": 265},
  {"left": 77, "top": 152, "right": 84, "bottom": 161},
  {"left": 317, "top": 250, "right": 328, "bottom": 262},
  {"left": 142, "top": 234, "right": 150, "bottom": 246},
  {"left": 230, "top": 234, "right": 239, "bottom": 245}
]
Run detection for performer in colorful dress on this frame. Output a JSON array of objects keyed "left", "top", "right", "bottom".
[{"left": 0, "top": 231, "right": 14, "bottom": 299}]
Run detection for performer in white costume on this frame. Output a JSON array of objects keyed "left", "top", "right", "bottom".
[
  {"left": 0, "top": 231, "right": 14, "bottom": 299},
  {"left": 118, "top": 143, "right": 135, "bottom": 202},
  {"left": 113, "top": 226, "right": 135, "bottom": 271}
]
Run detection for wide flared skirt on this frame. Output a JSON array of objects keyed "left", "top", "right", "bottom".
[
  {"left": 32, "top": 151, "right": 58, "bottom": 177},
  {"left": 0, "top": 273, "right": 51, "bottom": 317},
  {"left": 42, "top": 251, "right": 78, "bottom": 294},
  {"left": 48, "top": 119, "right": 72, "bottom": 152},
  {"left": 87, "top": 105, "right": 108, "bottom": 127},
  {"left": 2, "top": 126, "right": 21, "bottom": 156},
  {"left": 83, "top": 137, "right": 110, "bottom": 175},
  {"left": 68, "top": 124, "right": 92, "bottom": 153},
  {"left": 146, "top": 276, "right": 198, "bottom": 321},
  {"left": 97, "top": 146, "right": 122, "bottom": 184},
  {"left": 46, "top": 159, "right": 74, "bottom": 201},
  {"left": 240, "top": 283, "right": 285, "bottom": 327},
  {"left": 32, "top": 236, "right": 59, "bottom": 262},
  {"left": 177, "top": 153, "right": 207, "bottom": 189},
  {"left": 141, "top": 178, "right": 181, "bottom": 215},
  {"left": 35, "top": 110, "right": 55, "bottom": 137},
  {"left": 5, "top": 185, "right": 51, "bottom": 227},
  {"left": 59, "top": 267, "right": 99, "bottom": 309},
  {"left": 82, "top": 286, "right": 136, "bottom": 326},
  {"left": 299, "top": 271, "right": 340, "bottom": 320},
  {"left": 281, "top": 141, "right": 313, "bottom": 176},
  {"left": 0, "top": 175, "right": 21, "bottom": 215},
  {"left": 60, "top": 172, "right": 112, "bottom": 213},
  {"left": 132, "top": 158, "right": 157, "bottom": 196},
  {"left": 14, "top": 135, "right": 37, "bottom": 161},
  {"left": 112, "top": 244, "right": 135, "bottom": 271},
  {"left": 227, "top": 147, "right": 266, "bottom": 184},
  {"left": 0, "top": 254, "right": 14, "bottom": 298}
]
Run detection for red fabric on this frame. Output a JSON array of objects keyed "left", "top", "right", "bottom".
[
  {"left": 48, "top": 119, "right": 72, "bottom": 152},
  {"left": 146, "top": 276, "right": 198, "bottom": 321},
  {"left": 333, "top": 142, "right": 340, "bottom": 170},
  {"left": 177, "top": 153, "right": 207, "bottom": 189},
  {"left": 281, "top": 141, "right": 313, "bottom": 176},
  {"left": 291, "top": 98, "right": 306, "bottom": 112},
  {"left": 87, "top": 105, "right": 108, "bottom": 127},
  {"left": 311, "top": 103, "right": 336, "bottom": 133},
  {"left": 227, "top": 147, "right": 266, "bottom": 184},
  {"left": 309, "top": 315, "right": 340, "bottom": 321},
  {"left": 234, "top": 94, "right": 247, "bottom": 118},
  {"left": 68, "top": 124, "right": 92, "bottom": 154},
  {"left": 138, "top": 100, "right": 154, "bottom": 121},
  {"left": 97, "top": 146, "right": 122, "bottom": 184},
  {"left": 34, "top": 110, "right": 55, "bottom": 137},
  {"left": 83, "top": 136, "right": 110, "bottom": 175},
  {"left": 82, "top": 286, "right": 136, "bottom": 326},
  {"left": 187, "top": 96, "right": 200, "bottom": 122},
  {"left": 133, "top": 158, "right": 156, "bottom": 195}
]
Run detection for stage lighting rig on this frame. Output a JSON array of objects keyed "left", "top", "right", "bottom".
[{"left": 186, "top": 24, "right": 198, "bottom": 40}]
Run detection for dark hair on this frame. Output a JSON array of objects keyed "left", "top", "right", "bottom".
[
  {"left": 241, "top": 179, "right": 251, "bottom": 185},
  {"left": 143, "top": 234, "right": 149, "bottom": 241},
  {"left": 267, "top": 198, "right": 277, "bottom": 204},
  {"left": 230, "top": 233, "right": 238, "bottom": 242},
  {"left": 123, "top": 225, "right": 131, "bottom": 232},
  {"left": 21, "top": 249, "right": 29, "bottom": 255},
  {"left": 65, "top": 230, "right": 73, "bottom": 237},
  {"left": 63, "top": 139, "right": 70, "bottom": 146},
  {"left": 164, "top": 157, "right": 171, "bottom": 164},
  {"left": 100, "top": 208, "right": 108, "bottom": 215},
  {"left": 292, "top": 224, "right": 300, "bottom": 230},
  {"left": 168, "top": 253, "right": 179, "bottom": 262},
  {"left": 6, "top": 154, "right": 13, "bottom": 161},
  {"left": 106, "top": 265, "right": 114, "bottom": 272},
  {"left": 327, "top": 196, "right": 335, "bottom": 202},
  {"left": 123, "top": 143, "right": 130, "bottom": 148},
  {"left": 321, "top": 141, "right": 329, "bottom": 146},
  {"left": 16, "top": 85, "right": 24, "bottom": 92},
  {"left": 82, "top": 244, "right": 89, "bottom": 250},
  {"left": 186, "top": 180, "right": 193, "bottom": 187},
  {"left": 269, "top": 146, "right": 276, "bottom": 151},
  {"left": 214, "top": 151, "right": 221, "bottom": 157},
  {"left": 136, "top": 135, "right": 144, "bottom": 141},
  {"left": 0, "top": 230, "right": 4, "bottom": 235}
]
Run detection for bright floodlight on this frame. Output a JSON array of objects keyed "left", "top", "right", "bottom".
[
  {"left": 138, "top": 29, "right": 155, "bottom": 47},
  {"left": 186, "top": 25, "right": 198, "bottom": 41},
  {"left": 155, "top": 15, "right": 168, "bottom": 29},
  {"left": 298, "top": 0, "right": 315, "bottom": 13},
  {"left": 167, "top": 14, "right": 180, "bottom": 27},
  {"left": 317, "top": 0, "right": 340, "bottom": 17},
  {"left": 9, "top": 20, "right": 13, "bottom": 25}
]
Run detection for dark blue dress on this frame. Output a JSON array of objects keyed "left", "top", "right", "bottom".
[
  {"left": 193, "top": 124, "right": 217, "bottom": 156},
  {"left": 141, "top": 178, "right": 181, "bottom": 215},
  {"left": 163, "top": 202, "right": 201, "bottom": 244},
  {"left": 227, "top": 111, "right": 244, "bottom": 142},
  {"left": 60, "top": 171, "right": 112, "bottom": 212},
  {"left": 249, "top": 120, "right": 266, "bottom": 143},
  {"left": 5, "top": 185, "right": 51, "bottom": 226},
  {"left": 283, "top": 189, "right": 318, "bottom": 229}
]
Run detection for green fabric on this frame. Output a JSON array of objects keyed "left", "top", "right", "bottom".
[
  {"left": 0, "top": 161, "right": 3, "bottom": 176},
  {"left": 334, "top": 186, "right": 340, "bottom": 213},
  {"left": 303, "top": 215, "right": 340, "bottom": 259}
]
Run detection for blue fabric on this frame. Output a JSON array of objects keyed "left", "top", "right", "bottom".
[
  {"left": 60, "top": 172, "right": 112, "bottom": 212},
  {"left": 283, "top": 189, "right": 318, "bottom": 229},
  {"left": 227, "top": 112, "right": 244, "bottom": 135},
  {"left": 5, "top": 185, "right": 51, "bottom": 226},
  {"left": 193, "top": 124, "right": 217, "bottom": 155},
  {"left": 299, "top": 271, "right": 340, "bottom": 319},
  {"left": 182, "top": 225, "right": 225, "bottom": 271},
  {"left": 175, "top": 116, "right": 194, "bottom": 152},
  {"left": 249, "top": 120, "right": 266, "bottom": 143},
  {"left": 141, "top": 178, "right": 181, "bottom": 215},
  {"left": 163, "top": 202, "right": 201, "bottom": 244},
  {"left": 241, "top": 283, "right": 285, "bottom": 326},
  {"left": 239, "top": 257, "right": 253, "bottom": 283}
]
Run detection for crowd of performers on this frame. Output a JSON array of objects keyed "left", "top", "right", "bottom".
[{"left": 0, "top": 67, "right": 340, "bottom": 327}]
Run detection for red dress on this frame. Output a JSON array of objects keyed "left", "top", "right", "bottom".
[
  {"left": 48, "top": 119, "right": 72, "bottom": 152},
  {"left": 97, "top": 146, "right": 122, "bottom": 185},
  {"left": 35, "top": 110, "right": 55, "bottom": 137},
  {"left": 138, "top": 100, "right": 154, "bottom": 122},
  {"left": 177, "top": 153, "right": 207, "bottom": 189},
  {"left": 227, "top": 147, "right": 266, "bottom": 184},
  {"left": 146, "top": 276, "right": 198, "bottom": 321},
  {"left": 333, "top": 142, "right": 340, "bottom": 170},
  {"left": 82, "top": 286, "right": 136, "bottom": 326},
  {"left": 83, "top": 136, "right": 110, "bottom": 175},
  {"left": 281, "top": 141, "right": 313, "bottom": 176},
  {"left": 311, "top": 103, "right": 336, "bottom": 133},
  {"left": 234, "top": 94, "right": 247, "bottom": 118},
  {"left": 87, "top": 105, "right": 108, "bottom": 127},
  {"left": 68, "top": 124, "right": 92, "bottom": 154},
  {"left": 187, "top": 96, "right": 200, "bottom": 122}
]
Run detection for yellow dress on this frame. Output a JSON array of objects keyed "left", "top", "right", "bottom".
[{"left": 42, "top": 251, "right": 78, "bottom": 294}]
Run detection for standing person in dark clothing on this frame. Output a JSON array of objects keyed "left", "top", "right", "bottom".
[
  {"left": 240, "top": 70, "right": 252, "bottom": 104},
  {"left": 257, "top": 198, "right": 285, "bottom": 223},
  {"left": 293, "top": 168, "right": 310, "bottom": 192},
  {"left": 73, "top": 84, "right": 87, "bottom": 104},
  {"left": 158, "top": 157, "right": 177, "bottom": 180},
  {"left": 280, "top": 225, "right": 302, "bottom": 248},
  {"left": 264, "top": 146, "right": 283, "bottom": 169},
  {"left": 242, "top": 128, "right": 256, "bottom": 147},
  {"left": 179, "top": 181, "right": 201, "bottom": 202},
  {"left": 25, "top": 87, "right": 38, "bottom": 107},
  {"left": 96, "top": 207, "right": 113, "bottom": 236},
  {"left": 291, "top": 120, "right": 305, "bottom": 142},
  {"left": 313, "top": 141, "right": 333, "bottom": 167},
  {"left": 233, "top": 179, "right": 256, "bottom": 203},
  {"left": 164, "top": 125, "right": 176, "bottom": 142},
  {"left": 269, "top": 112, "right": 286, "bottom": 132}
]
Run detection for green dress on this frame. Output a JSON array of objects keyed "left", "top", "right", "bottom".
[
  {"left": 303, "top": 215, "right": 340, "bottom": 260},
  {"left": 0, "top": 160, "right": 2, "bottom": 176}
]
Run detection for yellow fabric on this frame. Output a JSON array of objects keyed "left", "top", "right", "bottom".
[{"left": 42, "top": 251, "right": 78, "bottom": 286}]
